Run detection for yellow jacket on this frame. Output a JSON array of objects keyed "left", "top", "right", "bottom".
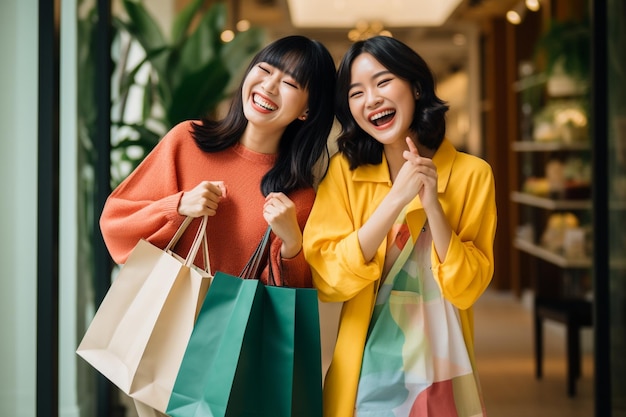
[{"left": 303, "top": 139, "right": 497, "bottom": 417}]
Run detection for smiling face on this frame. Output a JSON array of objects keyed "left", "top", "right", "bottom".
[
  {"left": 347, "top": 53, "right": 416, "bottom": 147},
  {"left": 242, "top": 62, "right": 310, "bottom": 132}
]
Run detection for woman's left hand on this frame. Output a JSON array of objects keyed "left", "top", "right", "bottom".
[
  {"left": 403, "top": 137, "right": 439, "bottom": 210},
  {"left": 263, "top": 192, "right": 302, "bottom": 258}
]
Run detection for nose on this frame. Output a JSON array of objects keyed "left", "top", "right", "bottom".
[
  {"left": 366, "top": 91, "right": 382, "bottom": 108},
  {"left": 262, "top": 74, "right": 279, "bottom": 95}
]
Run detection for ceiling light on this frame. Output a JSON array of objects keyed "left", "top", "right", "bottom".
[
  {"left": 286, "top": 0, "right": 463, "bottom": 28},
  {"left": 506, "top": 10, "right": 522, "bottom": 24},
  {"left": 236, "top": 20, "right": 251, "bottom": 32},
  {"left": 506, "top": 1, "right": 527, "bottom": 25},
  {"left": 347, "top": 21, "right": 392, "bottom": 41},
  {"left": 220, "top": 30, "right": 235, "bottom": 43},
  {"left": 525, "top": 0, "right": 541, "bottom": 12},
  {"left": 452, "top": 33, "right": 467, "bottom": 46}
]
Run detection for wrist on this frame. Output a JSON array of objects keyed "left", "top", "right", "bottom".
[{"left": 280, "top": 241, "right": 302, "bottom": 259}]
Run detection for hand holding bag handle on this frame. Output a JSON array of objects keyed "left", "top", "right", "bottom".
[
  {"left": 168, "top": 224, "right": 323, "bottom": 417},
  {"left": 77, "top": 214, "right": 213, "bottom": 414},
  {"left": 238, "top": 225, "right": 323, "bottom": 416}
]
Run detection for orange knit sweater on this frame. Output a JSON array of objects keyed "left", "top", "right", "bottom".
[{"left": 100, "top": 120, "right": 315, "bottom": 287}]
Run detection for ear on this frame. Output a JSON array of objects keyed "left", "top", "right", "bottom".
[
  {"left": 414, "top": 90, "right": 420, "bottom": 99},
  {"left": 298, "top": 109, "right": 309, "bottom": 121}
]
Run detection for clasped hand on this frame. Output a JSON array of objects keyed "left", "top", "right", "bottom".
[{"left": 392, "top": 137, "right": 438, "bottom": 209}]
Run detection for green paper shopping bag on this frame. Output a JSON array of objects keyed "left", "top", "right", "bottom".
[
  {"left": 255, "top": 284, "right": 322, "bottom": 417},
  {"left": 167, "top": 227, "right": 323, "bottom": 417},
  {"left": 166, "top": 272, "right": 265, "bottom": 417}
]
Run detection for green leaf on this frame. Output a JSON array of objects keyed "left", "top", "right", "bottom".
[
  {"left": 171, "top": 2, "right": 227, "bottom": 86},
  {"left": 167, "top": 60, "right": 230, "bottom": 125},
  {"left": 203, "top": 2, "right": 228, "bottom": 40},
  {"left": 141, "top": 73, "right": 154, "bottom": 121},
  {"left": 119, "top": 0, "right": 169, "bottom": 74},
  {"left": 171, "top": 0, "right": 206, "bottom": 44},
  {"left": 121, "top": 0, "right": 166, "bottom": 50},
  {"left": 221, "top": 27, "right": 265, "bottom": 75}
]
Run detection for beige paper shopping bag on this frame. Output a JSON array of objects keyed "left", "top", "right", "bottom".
[{"left": 77, "top": 215, "right": 212, "bottom": 413}]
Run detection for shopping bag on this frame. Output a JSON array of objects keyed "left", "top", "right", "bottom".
[
  {"left": 355, "top": 220, "right": 484, "bottom": 417},
  {"left": 262, "top": 284, "right": 323, "bottom": 417},
  {"left": 77, "top": 215, "right": 212, "bottom": 413},
  {"left": 167, "top": 226, "right": 323, "bottom": 417}
]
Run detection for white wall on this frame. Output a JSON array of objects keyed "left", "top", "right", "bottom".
[{"left": 0, "top": 0, "right": 39, "bottom": 416}]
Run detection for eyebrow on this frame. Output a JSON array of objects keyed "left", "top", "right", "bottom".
[{"left": 348, "top": 69, "right": 392, "bottom": 90}]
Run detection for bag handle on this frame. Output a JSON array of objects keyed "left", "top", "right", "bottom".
[
  {"left": 239, "top": 225, "right": 280, "bottom": 286},
  {"left": 165, "top": 216, "right": 194, "bottom": 252},
  {"left": 165, "top": 216, "right": 211, "bottom": 274},
  {"left": 186, "top": 215, "right": 211, "bottom": 273}
]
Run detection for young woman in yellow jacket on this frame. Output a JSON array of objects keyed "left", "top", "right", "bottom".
[{"left": 303, "top": 36, "right": 497, "bottom": 417}]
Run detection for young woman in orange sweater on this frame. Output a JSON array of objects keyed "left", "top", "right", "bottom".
[{"left": 100, "top": 35, "right": 336, "bottom": 287}]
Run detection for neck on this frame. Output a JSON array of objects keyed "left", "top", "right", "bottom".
[{"left": 240, "top": 125, "right": 282, "bottom": 154}]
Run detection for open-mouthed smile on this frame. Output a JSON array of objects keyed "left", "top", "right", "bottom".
[
  {"left": 369, "top": 109, "right": 396, "bottom": 127},
  {"left": 253, "top": 93, "right": 277, "bottom": 111}
]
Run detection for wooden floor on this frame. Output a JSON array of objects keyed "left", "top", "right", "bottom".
[{"left": 473, "top": 289, "right": 594, "bottom": 417}]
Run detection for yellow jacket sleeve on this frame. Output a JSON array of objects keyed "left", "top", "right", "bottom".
[{"left": 303, "top": 154, "right": 390, "bottom": 302}]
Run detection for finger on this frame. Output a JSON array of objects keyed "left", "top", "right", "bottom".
[
  {"left": 265, "top": 192, "right": 287, "bottom": 203},
  {"left": 209, "top": 181, "right": 227, "bottom": 198},
  {"left": 406, "top": 137, "right": 419, "bottom": 156}
]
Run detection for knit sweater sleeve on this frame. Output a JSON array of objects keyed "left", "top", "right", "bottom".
[{"left": 99, "top": 122, "right": 193, "bottom": 264}]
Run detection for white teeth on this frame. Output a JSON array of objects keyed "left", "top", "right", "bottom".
[
  {"left": 370, "top": 109, "right": 394, "bottom": 122},
  {"left": 253, "top": 94, "right": 277, "bottom": 111}
]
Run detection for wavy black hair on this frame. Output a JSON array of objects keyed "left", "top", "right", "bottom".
[
  {"left": 191, "top": 35, "right": 336, "bottom": 195},
  {"left": 335, "top": 36, "right": 449, "bottom": 169}
]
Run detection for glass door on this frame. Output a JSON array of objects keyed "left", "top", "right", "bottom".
[{"left": 593, "top": 0, "right": 626, "bottom": 415}]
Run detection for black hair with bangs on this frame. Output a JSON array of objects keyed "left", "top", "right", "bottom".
[
  {"left": 191, "top": 35, "right": 336, "bottom": 195},
  {"left": 335, "top": 36, "right": 449, "bottom": 169}
]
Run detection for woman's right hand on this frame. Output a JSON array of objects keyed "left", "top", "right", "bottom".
[
  {"left": 390, "top": 160, "right": 424, "bottom": 208},
  {"left": 178, "top": 181, "right": 227, "bottom": 217}
]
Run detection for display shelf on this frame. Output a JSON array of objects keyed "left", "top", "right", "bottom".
[
  {"left": 513, "top": 238, "right": 592, "bottom": 269},
  {"left": 511, "top": 191, "right": 592, "bottom": 210}
]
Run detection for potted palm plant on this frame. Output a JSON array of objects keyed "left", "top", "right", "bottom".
[{"left": 111, "top": 0, "right": 264, "bottom": 186}]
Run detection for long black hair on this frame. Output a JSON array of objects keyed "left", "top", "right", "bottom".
[
  {"left": 191, "top": 35, "right": 336, "bottom": 195},
  {"left": 335, "top": 36, "right": 449, "bottom": 169}
]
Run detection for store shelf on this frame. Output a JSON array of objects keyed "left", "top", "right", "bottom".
[
  {"left": 511, "top": 191, "right": 592, "bottom": 210},
  {"left": 513, "top": 238, "right": 592, "bottom": 269},
  {"left": 511, "top": 141, "right": 590, "bottom": 152}
]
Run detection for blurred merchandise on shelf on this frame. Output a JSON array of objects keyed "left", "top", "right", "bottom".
[
  {"left": 540, "top": 212, "right": 591, "bottom": 258},
  {"left": 545, "top": 159, "right": 565, "bottom": 195},
  {"left": 562, "top": 157, "right": 592, "bottom": 198},
  {"left": 522, "top": 176, "right": 550, "bottom": 196},
  {"left": 533, "top": 99, "right": 588, "bottom": 143},
  {"left": 522, "top": 156, "right": 591, "bottom": 199},
  {"left": 516, "top": 223, "right": 535, "bottom": 243}
]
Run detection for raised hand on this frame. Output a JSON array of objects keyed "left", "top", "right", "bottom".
[
  {"left": 178, "top": 181, "right": 227, "bottom": 217},
  {"left": 402, "top": 137, "right": 439, "bottom": 209},
  {"left": 263, "top": 192, "right": 302, "bottom": 258}
]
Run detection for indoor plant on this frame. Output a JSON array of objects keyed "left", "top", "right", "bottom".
[
  {"left": 111, "top": 0, "right": 264, "bottom": 186},
  {"left": 534, "top": 17, "right": 591, "bottom": 97}
]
